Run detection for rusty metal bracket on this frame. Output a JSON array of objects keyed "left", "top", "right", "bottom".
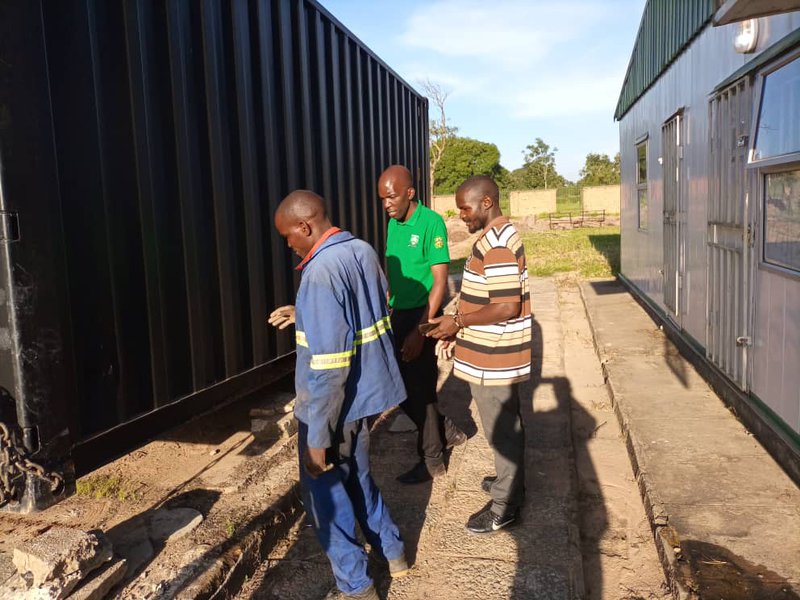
[{"left": 0, "top": 421, "right": 64, "bottom": 507}]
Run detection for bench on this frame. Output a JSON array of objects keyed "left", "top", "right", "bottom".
[{"left": 548, "top": 209, "right": 605, "bottom": 230}]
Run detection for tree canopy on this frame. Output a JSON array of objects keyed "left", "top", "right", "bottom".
[
  {"left": 507, "top": 138, "right": 566, "bottom": 190},
  {"left": 433, "top": 136, "right": 503, "bottom": 194},
  {"left": 578, "top": 152, "right": 621, "bottom": 187}
]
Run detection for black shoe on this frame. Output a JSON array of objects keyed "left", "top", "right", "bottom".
[
  {"left": 323, "top": 585, "right": 379, "bottom": 600},
  {"left": 465, "top": 504, "right": 517, "bottom": 534},
  {"left": 396, "top": 461, "right": 444, "bottom": 484},
  {"left": 445, "top": 428, "right": 467, "bottom": 449},
  {"left": 481, "top": 475, "right": 497, "bottom": 495}
]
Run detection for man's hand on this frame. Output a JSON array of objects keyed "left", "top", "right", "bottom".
[
  {"left": 304, "top": 447, "right": 329, "bottom": 479},
  {"left": 401, "top": 328, "right": 425, "bottom": 362},
  {"left": 425, "top": 314, "right": 460, "bottom": 339},
  {"left": 435, "top": 338, "right": 455, "bottom": 360},
  {"left": 267, "top": 305, "right": 296, "bottom": 329}
]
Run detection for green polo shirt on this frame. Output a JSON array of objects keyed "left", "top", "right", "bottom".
[{"left": 386, "top": 202, "right": 450, "bottom": 309}]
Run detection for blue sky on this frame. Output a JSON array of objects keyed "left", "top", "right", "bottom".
[{"left": 319, "top": 0, "right": 647, "bottom": 182}]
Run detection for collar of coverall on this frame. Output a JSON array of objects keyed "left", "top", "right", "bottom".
[{"left": 295, "top": 226, "right": 343, "bottom": 271}]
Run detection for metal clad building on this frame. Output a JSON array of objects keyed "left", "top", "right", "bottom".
[
  {"left": 616, "top": 0, "right": 800, "bottom": 480},
  {"left": 0, "top": 0, "right": 428, "bottom": 511}
]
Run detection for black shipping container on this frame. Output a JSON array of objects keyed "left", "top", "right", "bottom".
[{"left": 0, "top": 0, "right": 429, "bottom": 512}]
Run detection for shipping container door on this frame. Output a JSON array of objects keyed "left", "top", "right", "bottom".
[
  {"left": 707, "top": 79, "right": 754, "bottom": 390},
  {"left": 662, "top": 113, "right": 684, "bottom": 321}
]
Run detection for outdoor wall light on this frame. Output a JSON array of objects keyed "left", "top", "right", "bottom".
[{"left": 734, "top": 19, "right": 758, "bottom": 54}]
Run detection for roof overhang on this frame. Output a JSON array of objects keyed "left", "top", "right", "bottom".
[{"left": 714, "top": 0, "right": 800, "bottom": 25}]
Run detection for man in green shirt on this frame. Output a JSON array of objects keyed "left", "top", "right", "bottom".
[{"left": 379, "top": 165, "right": 465, "bottom": 484}]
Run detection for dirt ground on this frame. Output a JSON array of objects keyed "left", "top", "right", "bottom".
[
  {"left": 1, "top": 215, "right": 658, "bottom": 600},
  {"left": 235, "top": 276, "right": 669, "bottom": 600}
]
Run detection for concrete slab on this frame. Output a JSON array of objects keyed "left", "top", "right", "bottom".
[{"left": 580, "top": 279, "right": 800, "bottom": 598}]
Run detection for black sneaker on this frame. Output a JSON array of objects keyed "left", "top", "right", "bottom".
[
  {"left": 396, "top": 461, "right": 444, "bottom": 484},
  {"left": 465, "top": 504, "right": 517, "bottom": 534},
  {"left": 481, "top": 475, "right": 497, "bottom": 495}
]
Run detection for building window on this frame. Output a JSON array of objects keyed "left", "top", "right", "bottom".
[
  {"left": 751, "top": 52, "right": 800, "bottom": 275},
  {"left": 636, "top": 140, "right": 648, "bottom": 230},
  {"left": 764, "top": 169, "right": 800, "bottom": 272},
  {"left": 753, "top": 56, "right": 800, "bottom": 161}
]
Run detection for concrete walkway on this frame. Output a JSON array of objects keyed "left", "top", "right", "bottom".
[
  {"left": 237, "top": 278, "right": 667, "bottom": 600},
  {"left": 580, "top": 279, "right": 800, "bottom": 600}
]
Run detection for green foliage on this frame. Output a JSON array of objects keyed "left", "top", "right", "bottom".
[
  {"left": 507, "top": 138, "right": 566, "bottom": 190},
  {"left": 434, "top": 136, "right": 503, "bottom": 194},
  {"left": 578, "top": 152, "right": 621, "bottom": 186},
  {"left": 522, "top": 227, "right": 620, "bottom": 277},
  {"left": 443, "top": 209, "right": 456, "bottom": 218},
  {"left": 76, "top": 475, "right": 139, "bottom": 501}
]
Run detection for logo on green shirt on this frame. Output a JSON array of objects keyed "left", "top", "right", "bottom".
[
  {"left": 434, "top": 236, "right": 444, "bottom": 249},
  {"left": 409, "top": 234, "right": 419, "bottom": 247}
]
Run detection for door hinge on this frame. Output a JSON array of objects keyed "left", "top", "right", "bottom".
[{"left": 0, "top": 211, "right": 20, "bottom": 243}]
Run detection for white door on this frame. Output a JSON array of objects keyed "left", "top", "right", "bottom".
[
  {"left": 707, "top": 79, "right": 754, "bottom": 390},
  {"left": 662, "top": 114, "right": 683, "bottom": 322}
]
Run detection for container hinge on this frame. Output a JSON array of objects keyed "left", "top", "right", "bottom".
[
  {"left": 0, "top": 211, "right": 20, "bottom": 243},
  {"left": 736, "top": 336, "right": 752, "bottom": 347},
  {"left": 0, "top": 421, "right": 64, "bottom": 507}
]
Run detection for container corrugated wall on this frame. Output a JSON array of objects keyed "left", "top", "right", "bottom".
[
  {"left": 615, "top": 0, "right": 716, "bottom": 120},
  {"left": 0, "top": 0, "right": 428, "bottom": 510}
]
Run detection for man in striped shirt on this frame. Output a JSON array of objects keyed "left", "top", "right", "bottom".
[{"left": 427, "top": 175, "right": 531, "bottom": 534}]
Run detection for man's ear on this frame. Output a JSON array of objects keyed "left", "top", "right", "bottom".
[
  {"left": 299, "top": 220, "right": 312, "bottom": 236},
  {"left": 407, "top": 186, "right": 416, "bottom": 200},
  {"left": 481, "top": 195, "right": 494, "bottom": 209}
]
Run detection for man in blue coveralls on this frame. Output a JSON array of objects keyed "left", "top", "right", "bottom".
[{"left": 271, "top": 190, "right": 408, "bottom": 600}]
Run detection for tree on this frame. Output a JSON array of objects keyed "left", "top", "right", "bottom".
[
  {"left": 434, "top": 137, "right": 502, "bottom": 194},
  {"left": 509, "top": 138, "right": 565, "bottom": 189},
  {"left": 578, "top": 152, "right": 621, "bottom": 186},
  {"left": 420, "top": 79, "right": 457, "bottom": 200}
]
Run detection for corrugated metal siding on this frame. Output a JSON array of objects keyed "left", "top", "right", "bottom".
[
  {"left": 615, "top": 0, "right": 716, "bottom": 120},
  {"left": 0, "top": 0, "right": 428, "bottom": 491},
  {"left": 618, "top": 12, "right": 800, "bottom": 439}
]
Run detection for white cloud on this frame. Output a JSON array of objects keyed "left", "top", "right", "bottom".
[
  {"left": 401, "top": 0, "right": 604, "bottom": 70},
  {"left": 507, "top": 73, "right": 624, "bottom": 118}
]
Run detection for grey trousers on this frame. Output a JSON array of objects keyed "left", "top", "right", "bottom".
[{"left": 469, "top": 382, "right": 525, "bottom": 516}]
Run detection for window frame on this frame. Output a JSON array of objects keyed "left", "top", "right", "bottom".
[
  {"left": 635, "top": 135, "right": 649, "bottom": 231},
  {"left": 748, "top": 47, "right": 800, "bottom": 169},
  {"left": 749, "top": 48, "right": 800, "bottom": 280}
]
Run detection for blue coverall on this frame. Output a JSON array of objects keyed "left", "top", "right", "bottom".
[{"left": 294, "top": 229, "right": 406, "bottom": 595}]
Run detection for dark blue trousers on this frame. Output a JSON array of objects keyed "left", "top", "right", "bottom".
[{"left": 298, "top": 418, "right": 404, "bottom": 595}]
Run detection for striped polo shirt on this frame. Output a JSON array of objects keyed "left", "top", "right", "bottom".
[{"left": 454, "top": 216, "right": 531, "bottom": 386}]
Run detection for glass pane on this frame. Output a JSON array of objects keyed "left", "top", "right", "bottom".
[
  {"left": 754, "top": 57, "right": 800, "bottom": 160},
  {"left": 638, "top": 189, "right": 648, "bottom": 230},
  {"left": 637, "top": 142, "right": 647, "bottom": 183},
  {"left": 764, "top": 169, "right": 800, "bottom": 271}
]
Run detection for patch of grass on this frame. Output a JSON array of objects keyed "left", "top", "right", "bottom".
[
  {"left": 523, "top": 226, "right": 620, "bottom": 277},
  {"left": 499, "top": 190, "right": 511, "bottom": 215},
  {"left": 224, "top": 517, "right": 238, "bottom": 538},
  {"left": 449, "top": 257, "right": 467, "bottom": 273},
  {"left": 556, "top": 185, "right": 582, "bottom": 213},
  {"left": 76, "top": 475, "right": 139, "bottom": 501}
]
